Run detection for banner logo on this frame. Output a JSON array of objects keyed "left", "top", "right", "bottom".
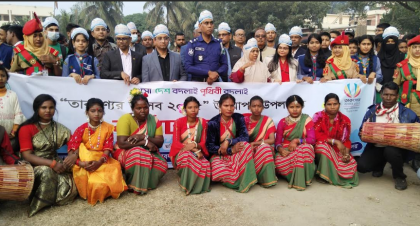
[{"left": 344, "top": 83, "right": 361, "bottom": 98}]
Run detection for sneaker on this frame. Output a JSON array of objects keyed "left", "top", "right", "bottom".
[
  {"left": 394, "top": 178, "right": 407, "bottom": 190},
  {"left": 372, "top": 170, "right": 383, "bottom": 177}
]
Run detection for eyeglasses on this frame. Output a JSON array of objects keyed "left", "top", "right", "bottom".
[
  {"left": 155, "top": 36, "right": 169, "bottom": 41},
  {"left": 217, "top": 33, "right": 230, "bottom": 38},
  {"left": 235, "top": 34, "right": 245, "bottom": 37},
  {"left": 116, "top": 37, "right": 129, "bottom": 41},
  {"left": 255, "top": 35, "right": 266, "bottom": 39}
]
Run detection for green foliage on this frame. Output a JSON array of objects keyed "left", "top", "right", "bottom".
[
  {"left": 381, "top": 1, "right": 420, "bottom": 34},
  {"left": 124, "top": 13, "right": 148, "bottom": 32}
]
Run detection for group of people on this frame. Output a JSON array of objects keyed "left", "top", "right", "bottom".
[{"left": 1, "top": 8, "right": 420, "bottom": 217}]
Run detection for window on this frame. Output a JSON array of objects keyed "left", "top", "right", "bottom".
[
  {"left": 14, "top": 15, "right": 23, "bottom": 21},
  {"left": 2, "top": 14, "right": 9, "bottom": 21},
  {"left": 367, "top": 20, "right": 372, "bottom": 26}
]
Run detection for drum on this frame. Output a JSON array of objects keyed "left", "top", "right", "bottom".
[
  {"left": 361, "top": 122, "right": 420, "bottom": 153},
  {"left": 0, "top": 164, "right": 34, "bottom": 201}
]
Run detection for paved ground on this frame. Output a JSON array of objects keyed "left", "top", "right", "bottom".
[{"left": 1, "top": 164, "right": 420, "bottom": 226}]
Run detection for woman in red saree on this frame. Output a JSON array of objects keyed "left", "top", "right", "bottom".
[
  {"left": 274, "top": 95, "right": 316, "bottom": 191},
  {"left": 206, "top": 94, "right": 258, "bottom": 193},
  {"left": 169, "top": 96, "right": 211, "bottom": 195},
  {"left": 313, "top": 93, "right": 359, "bottom": 188},
  {"left": 114, "top": 89, "right": 167, "bottom": 195},
  {"left": 243, "top": 95, "right": 277, "bottom": 187},
  {"left": 67, "top": 98, "right": 127, "bottom": 205}
]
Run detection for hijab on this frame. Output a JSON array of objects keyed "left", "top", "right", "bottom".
[
  {"left": 23, "top": 32, "right": 50, "bottom": 59},
  {"left": 327, "top": 45, "right": 352, "bottom": 70},
  {"left": 377, "top": 36, "right": 405, "bottom": 84},
  {"left": 232, "top": 47, "right": 270, "bottom": 83}
]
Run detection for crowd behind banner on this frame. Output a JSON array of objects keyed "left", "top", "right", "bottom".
[{"left": 1, "top": 8, "right": 420, "bottom": 217}]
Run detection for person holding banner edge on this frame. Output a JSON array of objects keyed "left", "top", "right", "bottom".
[
  {"left": 243, "top": 95, "right": 278, "bottom": 188},
  {"left": 113, "top": 88, "right": 168, "bottom": 194},
  {"left": 206, "top": 94, "right": 258, "bottom": 193},
  {"left": 274, "top": 95, "right": 316, "bottom": 191},
  {"left": 169, "top": 96, "right": 211, "bottom": 195}
]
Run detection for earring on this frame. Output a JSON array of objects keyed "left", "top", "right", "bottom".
[
  {"left": 86, "top": 117, "right": 89, "bottom": 122},
  {"left": 219, "top": 108, "right": 221, "bottom": 114},
  {"left": 100, "top": 119, "right": 103, "bottom": 123}
]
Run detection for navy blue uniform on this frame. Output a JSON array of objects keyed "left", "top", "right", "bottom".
[{"left": 183, "top": 35, "right": 228, "bottom": 82}]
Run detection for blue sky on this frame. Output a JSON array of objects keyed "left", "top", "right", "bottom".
[{"left": 0, "top": 1, "right": 146, "bottom": 16}]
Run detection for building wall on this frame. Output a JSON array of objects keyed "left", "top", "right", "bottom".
[{"left": 0, "top": 4, "right": 53, "bottom": 25}]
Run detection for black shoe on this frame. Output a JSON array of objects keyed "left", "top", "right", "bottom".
[
  {"left": 394, "top": 178, "right": 407, "bottom": 190},
  {"left": 411, "top": 159, "right": 420, "bottom": 172},
  {"left": 372, "top": 171, "right": 383, "bottom": 177}
]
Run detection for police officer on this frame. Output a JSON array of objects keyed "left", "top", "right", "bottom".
[{"left": 183, "top": 10, "right": 228, "bottom": 85}]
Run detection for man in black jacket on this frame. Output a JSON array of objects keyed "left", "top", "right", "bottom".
[
  {"left": 217, "top": 22, "right": 242, "bottom": 81},
  {"left": 100, "top": 24, "right": 143, "bottom": 85}
]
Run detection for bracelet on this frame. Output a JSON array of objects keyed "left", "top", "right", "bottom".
[
  {"left": 299, "top": 138, "right": 302, "bottom": 144},
  {"left": 101, "top": 154, "right": 108, "bottom": 163},
  {"left": 227, "top": 148, "right": 232, "bottom": 155},
  {"left": 50, "top": 160, "right": 57, "bottom": 168},
  {"left": 261, "top": 139, "right": 265, "bottom": 145},
  {"left": 145, "top": 139, "right": 149, "bottom": 147},
  {"left": 144, "top": 135, "right": 148, "bottom": 141},
  {"left": 332, "top": 139, "right": 335, "bottom": 145},
  {"left": 192, "top": 141, "right": 198, "bottom": 148},
  {"left": 76, "top": 159, "right": 80, "bottom": 166},
  {"left": 195, "top": 149, "right": 202, "bottom": 154}
]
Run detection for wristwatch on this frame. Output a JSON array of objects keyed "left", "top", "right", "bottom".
[{"left": 55, "top": 59, "right": 60, "bottom": 66}]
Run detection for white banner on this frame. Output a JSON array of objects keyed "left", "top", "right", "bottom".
[{"left": 9, "top": 73, "right": 375, "bottom": 167}]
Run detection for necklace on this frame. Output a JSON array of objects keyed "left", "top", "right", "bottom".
[
  {"left": 88, "top": 121, "right": 100, "bottom": 130},
  {"left": 288, "top": 114, "right": 302, "bottom": 123},
  {"left": 38, "top": 122, "right": 57, "bottom": 151},
  {"left": 187, "top": 118, "right": 199, "bottom": 142},
  {"left": 88, "top": 123, "right": 101, "bottom": 150},
  {"left": 39, "top": 121, "right": 52, "bottom": 125}
]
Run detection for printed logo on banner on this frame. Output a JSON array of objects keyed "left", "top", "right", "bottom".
[{"left": 342, "top": 83, "right": 362, "bottom": 113}]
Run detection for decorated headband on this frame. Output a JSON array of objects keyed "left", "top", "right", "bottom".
[
  {"left": 128, "top": 88, "right": 148, "bottom": 103},
  {"left": 293, "top": 95, "right": 298, "bottom": 105}
]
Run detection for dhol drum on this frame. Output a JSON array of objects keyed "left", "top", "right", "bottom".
[
  {"left": 361, "top": 122, "right": 420, "bottom": 153},
  {"left": 0, "top": 164, "right": 34, "bottom": 201}
]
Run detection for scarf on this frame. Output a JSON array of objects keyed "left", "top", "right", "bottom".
[
  {"left": 407, "top": 46, "right": 420, "bottom": 91},
  {"left": 378, "top": 36, "right": 405, "bottom": 84},
  {"left": 232, "top": 47, "right": 270, "bottom": 82},
  {"left": 327, "top": 45, "right": 352, "bottom": 70},
  {"left": 23, "top": 33, "right": 50, "bottom": 59},
  {"left": 375, "top": 102, "right": 399, "bottom": 123}
]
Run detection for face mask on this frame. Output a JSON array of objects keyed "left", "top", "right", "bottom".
[
  {"left": 384, "top": 43, "right": 396, "bottom": 52},
  {"left": 131, "top": 34, "right": 138, "bottom": 43},
  {"left": 47, "top": 31, "right": 60, "bottom": 41}
]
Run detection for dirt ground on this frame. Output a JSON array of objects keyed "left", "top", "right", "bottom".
[{"left": 1, "top": 163, "right": 420, "bottom": 226}]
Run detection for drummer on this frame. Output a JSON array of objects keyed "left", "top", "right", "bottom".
[
  {"left": 357, "top": 82, "right": 420, "bottom": 190},
  {"left": 0, "top": 125, "right": 19, "bottom": 165}
]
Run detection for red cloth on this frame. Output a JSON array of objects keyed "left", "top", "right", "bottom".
[
  {"left": 169, "top": 117, "right": 208, "bottom": 159},
  {"left": 67, "top": 123, "right": 114, "bottom": 152},
  {"left": 1, "top": 132, "right": 19, "bottom": 164},
  {"left": 18, "top": 124, "right": 39, "bottom": 152},
  {"left": 230, "top": 69, "right": 245, "bottom": 83},
  {"left": 313, "top": 111, "right": 352, "bottom": 149},
  {"left": 330, "top": 31, "right": 349, "bottom": 48},
  {"left": 22, "top": 12, "right": 43, "bottom": 36},
  {"left": 279, "top": 59, "right": 290, "bottom": 82},
  {"left": 408, "top": 35, "right": 420, "bottom": 46}
]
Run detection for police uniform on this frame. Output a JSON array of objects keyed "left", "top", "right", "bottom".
[{"left": 183, "top": 35, "right": 228, "bottom": 82}]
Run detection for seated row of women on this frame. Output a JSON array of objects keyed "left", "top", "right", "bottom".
[{"left": 2, "top": 92, "right": 358, "bottom": 217}]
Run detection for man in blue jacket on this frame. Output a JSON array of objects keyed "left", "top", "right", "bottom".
[
  {"left": 183, "top": 10, "right": 228, "bottom": 84},
  {"left": 357, "top": 82, "right": 420, "bottom": 190}
]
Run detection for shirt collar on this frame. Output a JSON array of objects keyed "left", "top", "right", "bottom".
[
  {"left": 94, "top": 39, "right": 110, "bottom": 49},
  {"left": 75, "top": 52, "right": 89, "bottom": 58},
  {"left": 198, "top": 34, "right": 218, "bottom": 43},
  {"left": 119, "top": 48, "right": 131, "bottom": 56}
]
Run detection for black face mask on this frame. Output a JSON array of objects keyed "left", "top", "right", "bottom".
[{"left": 384, "top": 43, "right": 396, "bottom": 52}]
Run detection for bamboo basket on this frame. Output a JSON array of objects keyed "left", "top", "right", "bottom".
[
  {"left": 361, "top": 122, "right": 420, "bottom": 153},
  {"left": 0, "top": 164, "right": 34, "bottom": 201}
]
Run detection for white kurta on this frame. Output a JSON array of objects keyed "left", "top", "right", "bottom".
[{"left": 0, "top": 89, "right": 26, "bottom": 134}]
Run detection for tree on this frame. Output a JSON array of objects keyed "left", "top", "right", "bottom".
[
  {"left": 78, "top": 1, "right": 124, "bottom": 35},
  {"left": 380, "top": 1, "right": 420, "bottom": 34},
  {"left": 124, "top": 13, "right": 148, "bottom": 33},
  {"left": 143, "top": 1, "right": 192, "bottom": 37}
]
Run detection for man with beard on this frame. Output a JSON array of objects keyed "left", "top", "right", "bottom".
[
  {"left": 90, "top": 18, "right": 117, "bottom": 71},
  {"left": 141, "top": 30, "right": 154, "bottom": 55},
  {"left": 289, "top": 26, "right": 306, "bottom": 59},
  {"left": 265, "top": 23, "right": 277, "bottom": 48},
  {"left": 217, "top": 22, "right": 241, "bottom": 80}
]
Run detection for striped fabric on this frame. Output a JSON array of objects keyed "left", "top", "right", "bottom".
[
  {"left": 315, "top": 143, "right": 357, "bottom": 179},
  {"left": 210, "top": 142, "right": 257, "bottom": 193},
  {"left": 175, "top": 151, "right": 211, "bottom": 194},
  {"left": 275, "top": 144, "right": 315, "bottom": 176}
]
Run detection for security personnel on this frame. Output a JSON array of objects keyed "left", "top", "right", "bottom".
[{"left": 183, "top": 10, "right": 228, "bottom": 85}]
